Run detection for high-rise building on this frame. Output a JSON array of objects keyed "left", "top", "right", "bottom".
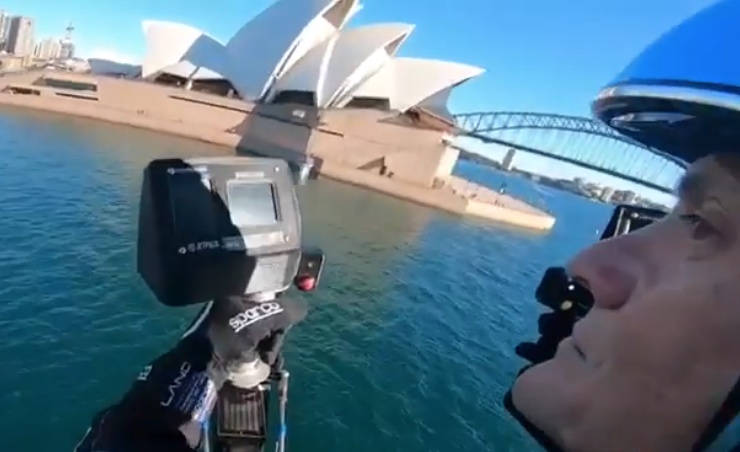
[
  {"left": 599, "top": 186, "right": 614, "bottom": 203},
  {"left": 502, "top": 148, "right": 516, "bottom": 170},
  {"left": 7, "top": 16, "right": 35, "bottom": 56},
  {"left": 0, "top": 11, "right": 11, "bottom": 51},
  {"left": 612, "top": 189, "right": 638, "bottom": 205},
  {"left": 59, "top": 22, "right": 75, "bottom": 59},
  {"left": 59, "top": 40, "right": 75, "bottom": 59},
  {"left": 34, "top": 38, "right": 61, "bottom": 60}
]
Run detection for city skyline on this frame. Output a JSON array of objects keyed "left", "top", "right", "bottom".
[
  {"left": 457, "top": 136, "right": 681, "bottom": 207},
  {"left": 0, "top": 9, "right": 75, "bottom": 61}
]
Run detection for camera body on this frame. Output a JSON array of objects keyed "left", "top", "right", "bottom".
[{"left": 137, "top": 157, "right": 323, "bottom": 307}]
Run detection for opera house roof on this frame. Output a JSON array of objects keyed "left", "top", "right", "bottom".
[{"left": 87, "top": 0, "right": 484, "bottom": 120}]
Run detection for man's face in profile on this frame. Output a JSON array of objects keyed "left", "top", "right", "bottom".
[{"left": 512, "top": 155, "right": 740, "bottom": 452}]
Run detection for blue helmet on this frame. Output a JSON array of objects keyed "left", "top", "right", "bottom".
[{"left": 593, "top": 0, "right": 740, "bottom": 165}]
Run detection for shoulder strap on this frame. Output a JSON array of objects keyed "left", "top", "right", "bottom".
[
  {"left": 503, "top": 389, "right": 566, "bottom": 452},
  {"left": 504, "top": 377, "right": 740, "bottom": 452},
  {"left": 691, "top": 378, "right": 740, "bottom": 452}
]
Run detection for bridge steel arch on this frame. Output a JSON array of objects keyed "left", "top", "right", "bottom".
[
  {"left": 453, "top": 111, "right": 687, "bottom": 195},
  {"left": 455, "top": 112, "right": 641, "bottom": 147}
]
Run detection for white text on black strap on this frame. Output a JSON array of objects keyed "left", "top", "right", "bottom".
[{"left": 229, "top": 302, "right": 284, "bottom": 333}]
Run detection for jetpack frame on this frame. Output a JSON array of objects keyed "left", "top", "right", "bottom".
[{"left": 182, "top": 300, "right": 295, "bottom": 452}]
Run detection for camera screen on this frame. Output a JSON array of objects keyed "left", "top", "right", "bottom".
[
  {"left": 227, "top": 181, "right": 278, "bottom": 227},
  {"left": 169, "top": 173, "right": 218, "bottom": 239}
]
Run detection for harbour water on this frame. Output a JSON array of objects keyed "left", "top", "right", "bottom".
[{"left": 0, "top": 108, "right": 612, "bottom": 451}]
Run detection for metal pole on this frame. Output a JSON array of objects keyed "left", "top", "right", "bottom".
[
  {"left": 200, "top": 418, "right": 212, "bottom": 452},
  {"left": 276, "top": 370, "right": 290, "bottom": 452}
]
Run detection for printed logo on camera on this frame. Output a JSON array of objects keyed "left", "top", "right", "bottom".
[{"left": 229, "top": 302, "right": 284, "bottom": 333}]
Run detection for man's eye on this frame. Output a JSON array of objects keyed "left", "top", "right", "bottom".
[{"left": 678, "top": 214, "right": 715, "bottom": 239}]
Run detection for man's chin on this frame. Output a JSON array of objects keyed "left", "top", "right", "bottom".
[
  {"left": 511, "top": 353, "right": 591, "bottom": 443},
  {"left": 511, "top": 360, "right": 559, "bottom": 418}
]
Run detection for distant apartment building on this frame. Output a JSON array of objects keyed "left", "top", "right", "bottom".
[
  {"left": 59, "top": 39, "right": 75, "bottom": 58},
  {"left": 599, "top": 186, "right": 614, "bottom": 203},
  {"left": 0, "top": 11, "right": 11, "bottom": 51},
  {"left": 502, "top": 148, "right": 516, "bottom": 170},
  {"left": 34, "top": 37, "right": 61, "bottom": 60},
  {"left": 612, "top": 189, "right": 637, "bottom": 204},
  {"left": 7, "top": 16, "right": 35, "bottom": 56}
]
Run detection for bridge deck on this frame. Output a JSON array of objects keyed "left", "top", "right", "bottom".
[{"left": 453, "top": 112, "right": 686, "bottom": 195}]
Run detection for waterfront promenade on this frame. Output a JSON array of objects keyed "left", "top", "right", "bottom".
[
  {"left": 447, "top": 176, "right": 548, "bottom": 215},
  {"left": 0, "top": 70, "right": 555, "bottom": 231}
]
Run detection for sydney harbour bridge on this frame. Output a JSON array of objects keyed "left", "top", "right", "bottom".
[{"left": 452, "top": 111, "right": 686, "bottom": 195}]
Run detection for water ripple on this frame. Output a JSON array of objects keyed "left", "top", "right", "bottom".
[{"left": 0, "top": 109, "right": 614, "bottom": 452}]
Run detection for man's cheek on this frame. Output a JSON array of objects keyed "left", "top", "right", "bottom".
[
  {"left": 623, "top": 282, "right": 739, "bottom": 369},
  {"left": 700, "top": 277, "right": 740, "bottom": 353}
]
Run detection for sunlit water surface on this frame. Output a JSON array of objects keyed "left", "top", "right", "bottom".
[{"left": 0, "top": 108, "right": 613, "bottom": 451}]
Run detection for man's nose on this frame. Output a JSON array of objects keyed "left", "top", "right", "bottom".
[{"left": 567, "top": 233, "right": 643, "bottom": 310}]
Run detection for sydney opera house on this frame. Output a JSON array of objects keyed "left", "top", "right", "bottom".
[
  {"left": 88, "top": 0, "right": 483, "bottom": 122},
  {"left": 8, "top": 0, "right": 485, "bottom": 183},
  {"left": 0, "top": 0, "right": 552, "bottom": 229},
  {"left": 83, "top": 0, "right": 482, "bottom": 183}
]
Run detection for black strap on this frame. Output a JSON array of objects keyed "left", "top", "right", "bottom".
[
  {"left": 504, "top": 376, "right": 740, "bottom": 452},
  {"left": 503, "top": 390, "right": 566, "bottom": 452},
  {"left": 690, "top": 378, "right": 740, "bottom": 452}
]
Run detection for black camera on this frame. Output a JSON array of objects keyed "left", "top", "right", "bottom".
[{"left": 137, "top": 157, "right": 324, "bottom": 307}]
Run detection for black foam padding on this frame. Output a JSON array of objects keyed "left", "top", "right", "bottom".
[{"left": 225, "top": 442, "right": 264, "bottom": 452}]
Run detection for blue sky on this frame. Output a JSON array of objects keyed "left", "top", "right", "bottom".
[{"left": 11, "top": 0, "right": 719, "bottom": 204}]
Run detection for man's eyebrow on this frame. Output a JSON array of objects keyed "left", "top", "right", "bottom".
[{"left": 675, "top": 172, "right": 708, "bottom": 204}]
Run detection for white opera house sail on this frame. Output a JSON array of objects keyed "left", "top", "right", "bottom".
[{"left": 88, "top": 0, "right": 484, "bottom": 121}]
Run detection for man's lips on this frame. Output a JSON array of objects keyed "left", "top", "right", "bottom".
[
  {"left": 558, "top": 337, "right": 587, "bottom": 361},
  {"left": 572, "top": 340, "right": 586, "bottom": 360},
  {"left": 571, "top": 325, "right": 588, "bottom": 360}
]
